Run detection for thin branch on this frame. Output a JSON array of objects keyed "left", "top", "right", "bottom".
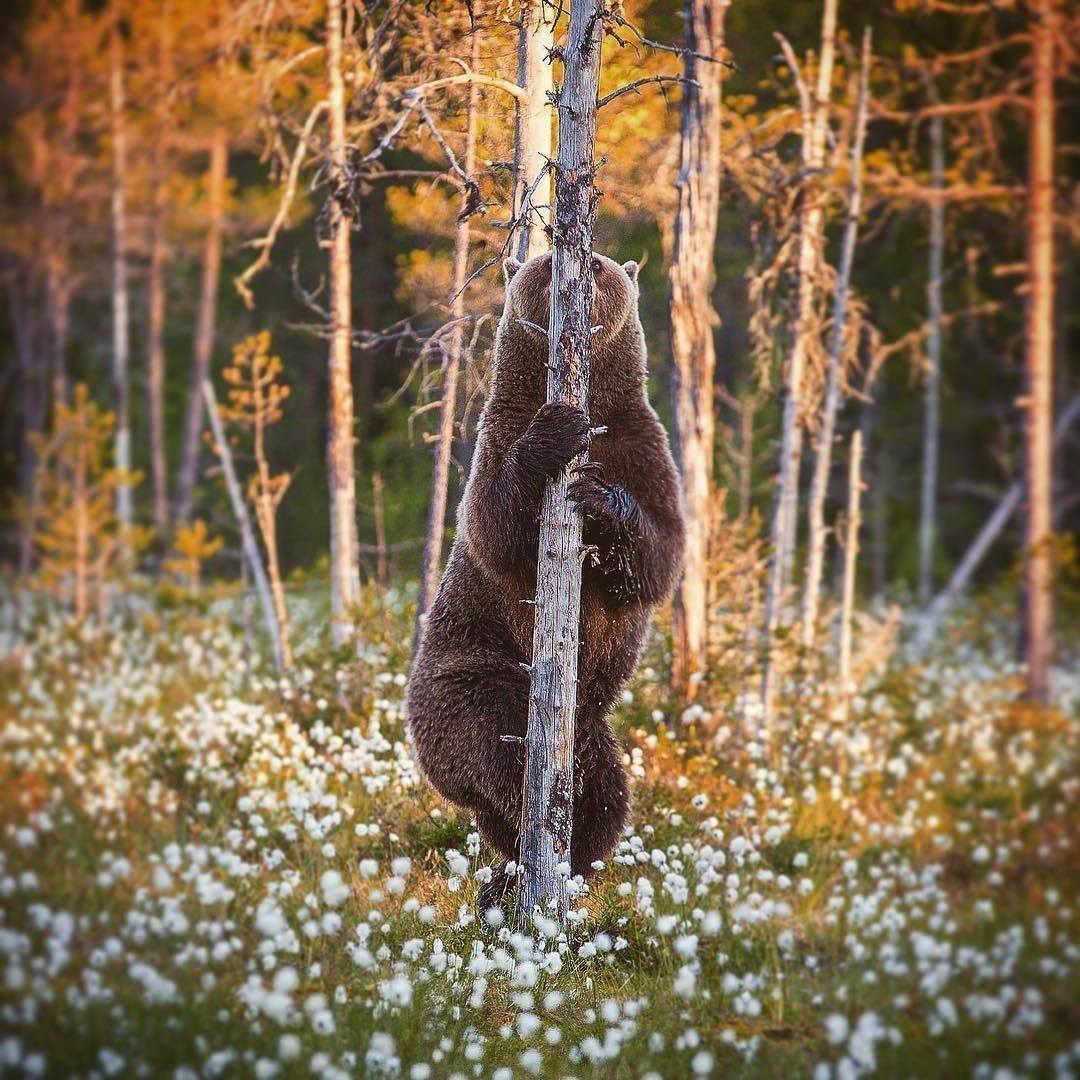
[{"left": 597, "top": 74, "right": 697, "bottom": 109}]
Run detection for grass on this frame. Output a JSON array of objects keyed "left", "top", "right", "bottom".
[{"left": 0, "top": 586, "right": 1078, "bottom": 1078}]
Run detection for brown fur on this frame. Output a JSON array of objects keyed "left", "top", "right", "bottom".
[{"left": 406, "top": 252, "right": 685, "bottom": 890}]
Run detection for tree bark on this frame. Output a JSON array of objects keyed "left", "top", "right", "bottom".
[
  {"left": 147, "top": 1, "right": 172, "bottom": 536},
  {"left": 520, "top": 0, "right": 603, "bottom": 922},
  {"left": 667, "top": 0, "right": 729, "bottom": 695},
  {"left": 802, "top": 27, "right": 871, "bottom": 648},
  {"left": 1020, "top": 0, "right": 1056, "bottom": 703},
  {"left": 175, "top": 126, "right": 228, "bottom": 527},
  {"left": 414, "top": 19, "right": 481, "bottom": 649},
  {"left": 919, "top": 75, "right": 945, "bottom": 608},
  {"left": 326, "top": 0, "right": 361, "bottom": 645},
  {"left": 514, "top": 0, "right": 554, "bottom": 261},
  {"left": 760, "top": 0, "right": 838, "bottom": 726},
  {"left": 203, "top": 379, "right": 285, "bottom": 673},
  {"left": 110, "top": 10, "right": 133, "bottom": 530},
  {"left": 837, "top": 428, "right": 862, "bottom": 717}
]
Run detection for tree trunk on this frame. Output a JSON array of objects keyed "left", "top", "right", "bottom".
[
  {"left": 147, "top": 2, "right": 172, "bottom": 536},
  {"left": 326, "top": 0, "right": 361, "bottom": 645},
  {"left": 1020, "top": 0, "right": 1056, "bottom": 703},
  {"left": 174, "top": 125, "right": 228, "bottom": 527},
  {"left": 760, "top": 0, "right": 838, "bottom": 725},
  {"left": 203, "top": 379, "right": 285, "bottom": 674},
  {"left": 667, "top": 0, "right": 729, "bottom": 695},
  {"left": 837, "top": 428, "right": 863, "bottom": 717},
  {"left": 519, "top": 0, "right": 602, "bottom": 922},
  {"left": 414, "top": 19, "right": 481, "bottom": 649},
  {"left": 110, "top": 11, "right": 132, "bottom": 529},
  {"left": 802, "top": 27, "right": 871, "bottom": 648},
  {"left": 919, "top": 76, "right": 945, "bottom": 608},
  {"left": 514, "top": 0, "right": 554, "bottom": 262}
]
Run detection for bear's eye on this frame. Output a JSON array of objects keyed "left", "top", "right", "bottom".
[{"left": 591, "top": 257, "right": 602, "bottom": 275}]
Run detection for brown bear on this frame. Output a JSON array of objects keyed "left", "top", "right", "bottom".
[{"left": 406, "top": 251, "right": 684, "bottom": 904}]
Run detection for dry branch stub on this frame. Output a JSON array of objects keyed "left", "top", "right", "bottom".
[{"left": 519, "top": 0, "right": 604, "bottom": 926}]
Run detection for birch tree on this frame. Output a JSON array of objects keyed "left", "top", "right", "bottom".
[
  {"left": 514, "top": 0, "right": 554, "bottom": 261},
  {"left": 760, "top": 0, "right": 838, "bottom": 725},
  {"left": 174, "top": 125, "right": 229, "bottom": 528},
  {"left": 801, "top": 28, "right": 871, "bottom": 648},
  {"left": 1021, "top": 0, "right": 1056, "bottom": 703},
  {"left": 415, "top": 20, "right": 482, "bottom": 646},
  {"left": 110, "top": 8, "right": 133, "bottom": 531},
  {"left": 667, "top": 0, "right": 729, "bottom": 694},
  {"left": 919, "top": 77, "right": 945, "bottom": 608},
  {"left": 325, "top": 0, "right": 361, "bottom": 646},
  {"left": 520, "top": 0, "right": 603, "bottom": 921}
]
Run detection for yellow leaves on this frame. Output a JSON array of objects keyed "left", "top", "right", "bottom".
[
  {"left": 222, "top": 332, "right": 291, "bottom": 429},
  {"left": 164, "top": 520, "right": 223, "bottom": 593}
]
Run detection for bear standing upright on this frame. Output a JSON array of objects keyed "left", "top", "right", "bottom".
[{"left": 407, "top": 251, "right": 685, "bottom": 896}]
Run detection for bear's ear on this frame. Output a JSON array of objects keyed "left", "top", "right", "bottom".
[
  {"left": 503, "top": 257, "right": 523, "bottom": 284},
  {"left": 622, "top": 260, "right": 640, "bottom": 284}
]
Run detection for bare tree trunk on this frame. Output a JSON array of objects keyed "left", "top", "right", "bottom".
[
  {"left": 175, "top": 125, "right": 228, "bottom": 527},
  {"left": 920, "top": 396, "right": 1080, "bottom": 647},
  {"left": 326, "top": 0, "right": 361, "bottom": 646},
  {"left": 74, "top": 418, "right": 89, "bottom": 622},
  {"left": 414, "top": 20, "right": 481, "bottom": 649},
  {"left": 919, "top": 76, "right": 945, "bottom": 607},
  {"left": 372, "top": 471, "right": 389, "bottom": 592},
  {"left": 203, "top": 379, "right": 285, "bottom": 674},
  {"left": 520, "top": 0, "right": 602, "bottom": 922},
  {"left": 760, "top": 0, "right": 838, "bottom": 726},
  {"left": 738, "top": 396, "right": 754, "bottom": 523},
  {"left": 110, "top": 11, "right": 132, "bottom": 530},
  {"left": 147, "top": 1, "right": 172, "bottom": 536},
  {"left": 837, "top": 429, "right": 862, "bottom": 716},
  {"left": 802, "top": 28, "right": 871, "bottom": 647},
  {"left": 667, "top": 0, "right": 728, "bottom": 697},
  {"left": 1021, "top": 0, "right": 1056, "bottom": 704},
  {"left": 514, "top": 0, "right": 554, "bottom": 262}
]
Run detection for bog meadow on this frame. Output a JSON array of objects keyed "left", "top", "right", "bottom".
[{"left": 1, "top": 0, "right": 1079, "bottom": 1077}]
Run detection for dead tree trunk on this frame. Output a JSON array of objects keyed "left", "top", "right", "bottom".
[
  {"left": 920, "top": 395, "right": 1080, "bottom": 646},
  {"left": 919, "top": 75, "right": 945, "bottom": 608},
  {"left": 203, "top": 379, "right": 285, "bottom": 675},
  {"left": 326, "top": 0, "right": 361, "bottom": 646},
  {"left": 760, "top": 0, "right": 838, "bottom": 726},
  {"left": 776, "top": 0, "right": 839, "bottom": 582},
  {"left": 838, "top": 428, "right": 863, "bottom": 716},
  {"left": 1021, "top": 0, "right": 1056, "bottom": 703},
  {"left": 667, "top": 0, "right": 729, "bottom": 696},
  {"left": 514, "top": 0, "right": 554, "bottom": 261},
  {"left": 802, "top": 27, "right": 871, "bottom": 648},
  {"left": 175, "top": 126, "right": 228, "bottom": 526},
  {"left": 147, "top": 1, "right": 172, "bottom": 536},
  {"left": 519, "top": 0, "right": 602, "bottom": 922},
  {"left": 110, "top": 12, "right": 132, "bottom": 530},
  {"left": 414, "top": 20, "right": 481, "bottom": 649}
]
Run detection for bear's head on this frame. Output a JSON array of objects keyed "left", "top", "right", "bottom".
[{"left": 502, "top": 251, "right": 640, "bottom": 349}]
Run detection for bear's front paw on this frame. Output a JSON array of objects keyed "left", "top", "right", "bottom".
[
  {"left": 568, "top": 475, "right": 638, "bottom": 531},
  {"left": 521, "top": 402, "right": 590, "bottom": 476}
]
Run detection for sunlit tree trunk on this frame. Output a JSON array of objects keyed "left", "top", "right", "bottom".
[
  {"left": 520, "top": 0, "right": 602, "bottom": 922},
  {"left": 110, "top": 10, "right": 132, "bottom": 530},
  {"left": 802, "top": 28, "right": 871, "bottom": 648},
  {"left": 175, "top": 125, "right": 228, "bottom": 527},
  {"left": 1021, "top": 0, "right": 1056, "bottom": 702},
  {"left": 514, "top": 0, "right": 554, "bottom": 261},
  {"left": 415, "top": 21, "right": 481, "bottom": 648},
  {"left": 668, "top": 0, "right": 728, "bottom": 695},
  {"left": 919, "top": 78, "right": 945, "bottom": 608},
  {"left": 326, "top": 0, "right": 360, "bottom": 645},
  {"left": 147, "top": 1, "right": 172, "bottom": 536}
]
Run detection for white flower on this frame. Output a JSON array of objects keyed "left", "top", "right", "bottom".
[{"left": 824, "top": 1014, "right": 849, "bottom": 1045}]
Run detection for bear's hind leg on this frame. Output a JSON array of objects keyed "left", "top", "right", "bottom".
[{"left": 571, "top": 723, "right": 631, "bottom": 878}]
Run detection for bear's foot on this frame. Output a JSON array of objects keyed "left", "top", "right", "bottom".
[{"left": 476, "top": 861, "right": 519, "bottom": 922}]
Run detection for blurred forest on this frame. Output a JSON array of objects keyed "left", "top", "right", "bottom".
[{"left": 0, "top": 0, "right": 1077, "bottom": 680}]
